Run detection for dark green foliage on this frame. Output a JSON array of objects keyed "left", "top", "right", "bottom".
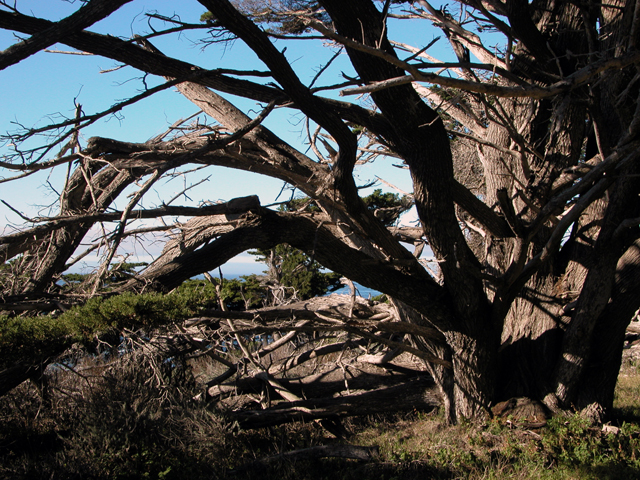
[
  {"left": 349, "top": 123, "right": 364, "bottom": 135},
  {"left": 74, "top": 291, "right": 195, "bottom": 330},
  {"left": 362, "top": 188, "right": 412, "bottom": 227},
  {"left": 60, "top": 272, "right": 88, "bottom": 284},
  {"left": 0, "top": 313, "right": 78, "bottom": 369},
  {"left": 371, "top": 293, "right": 388, "bottom": 303},
  {"left": 280, "top": 196, "right": 321, "bottom": 213},
  {"left": 200, "top": 10, "right": 216, "bottom": 24},
  {"left": 251, "top": 244, "right": 342, "bottom": 300},
  {"left": 249, "top": 189, "right": 407, "bottom": 300},
  {"left": 1, "top": 290, "right": 207, "bottom": 369},
  {"left": 0, "top": 273, "right": 281, "bottom": 370},
  {"left": 542, "top": 415, "right": 640, "bottom": 469},
  {"left": 362, "top": 188, "right": 402, "bottom": 211},
  {"left": 272, "top": 244, "right": 342, "bottom": 299},
  {"left": 174, "top": 278, "right": 220, "bottom": 309},
  {"left": 177, "top": 276, "right": 269, "bottom": 310},
  {"left": 219, "top": 274, "right": 268, "bottom": 310}
]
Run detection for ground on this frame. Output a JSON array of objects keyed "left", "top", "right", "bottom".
[{"left": 1, "top": 336, "right": 639, "bottom": 479}]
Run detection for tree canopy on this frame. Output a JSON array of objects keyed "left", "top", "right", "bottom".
[{"left": 1, "top": 0, "right": 639, "bottom": 424}]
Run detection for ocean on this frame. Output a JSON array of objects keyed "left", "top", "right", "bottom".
[{"left": 330, "top": 283, "right": 381, "bottom": 299}]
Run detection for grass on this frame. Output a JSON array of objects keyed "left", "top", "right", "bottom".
[
  {"left": 613, "top": 360, "right": 640, "bottom": 421},
  {"left": 2, "top": 358, "right": 639, "bottom": 480},
  {"left": 2, "top": 300, "right": 640, "bottom": 480},
  {"left": 335, "top": 411, "right": 640, "bottom": 480}
]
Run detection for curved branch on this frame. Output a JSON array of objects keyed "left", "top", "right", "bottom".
[
  {"left": 125, "top": 207, "right": 454, "bottom": 330},
  {"left": 0, "top": 9, "right": 398, "bottom": 143}
]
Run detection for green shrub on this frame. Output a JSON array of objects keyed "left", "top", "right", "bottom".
[
  {"left": 1, "top": 289, "right": 207, "bottom": 369},
  {"left": 0, "top": 273, "right": 285, "bottom": 369},
  {"left": 219, "top": 275, "right": 268, "bottom": 310},
  {"left": 542, "top": 414, "right": 640, "bottom": 469}
]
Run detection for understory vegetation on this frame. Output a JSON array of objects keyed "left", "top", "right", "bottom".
[
  {"left": 1, "top": 286, "right": 640, "bottom": 479},
  {"left": 1, "top": 276, "right": 262, "bottom": 370},
  {"left": 1, "top": 345, "right": 639, "bottom": 480}
]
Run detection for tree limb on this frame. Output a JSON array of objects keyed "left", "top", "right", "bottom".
[{"left": 0, "top": 0, "right": 132, "bottom": 71}]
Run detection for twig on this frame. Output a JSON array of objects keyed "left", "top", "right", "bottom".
[
  {"left": 0, "top": 200, "right": 34, "bottom": 222},
  {"left": 91, "top": 169, "right": 163, "bottom": 294}
]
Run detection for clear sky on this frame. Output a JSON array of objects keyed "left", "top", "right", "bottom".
[{"left": 0, "top": 0, "right": 462, "bottom": 275}]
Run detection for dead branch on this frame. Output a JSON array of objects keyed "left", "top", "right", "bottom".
[
  {"left": 0, "top": 196, "right": 261, "bottom": 262},
  {"left": 228, "top": 376, "right": 440, "bottom": 429},
  {"left": 92, "top": 169, "right": 164, "bottom": 294}
]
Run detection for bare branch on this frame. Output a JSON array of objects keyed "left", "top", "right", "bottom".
[
  {"left": 91, "top": 169, "right": 164, "bottom": 294},
  {"left": 0, "top": 0, "right": 132, "bottom": 71},
  {"left": 340, "top": 50, "right": 640, "bottom": 98},
  {"left": 0, "top": 196, "right": 261, "bottom": 261}
]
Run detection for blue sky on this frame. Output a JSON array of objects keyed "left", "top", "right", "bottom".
[
  {"left": 1, "top": 1, "right": 290, "bottom": 215},
  {"left": 0, "top": 1, "right": 467, "bottom": 275}
]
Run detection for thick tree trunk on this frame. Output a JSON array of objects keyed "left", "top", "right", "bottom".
[
  {"left": 445, "top": 331, "right": 497, "bottom": 420},
  {"left": 392, "top": 298, "right": 496, "bottom": 423},
  {"left": 317, "top": 0, "right": 497, "bottom": 423},
  {"left": 576, "top": 241, "right": 640, "bottom": 414}
]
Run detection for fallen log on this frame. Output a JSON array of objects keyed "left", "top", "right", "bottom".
[
  {"left": 228, "top": 376, "right": 440, "bottom": 429},
  {"left": 208, "top": 364, "right": 428, "bottom": 401}
]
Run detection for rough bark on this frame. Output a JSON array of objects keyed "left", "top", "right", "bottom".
[
  {"left": 576, "top": 240, "right": 640, "bottom": 415},
  {"left": 0, "top": 0, "right": 132, "bottom": 71}
]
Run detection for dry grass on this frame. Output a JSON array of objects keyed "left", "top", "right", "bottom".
[
  {"left": 1, "top": 350, "right": 640, "bottom": 479},
  {"left": 340, "top": 410, "right": 639, "bottom": 480},
  {"left": 613, "top": 356, "right": 640, "bottom": 421}
]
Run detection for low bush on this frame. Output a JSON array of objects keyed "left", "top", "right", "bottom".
[{"left": 0, "top": 291, "right": 203, "bottom": 369}]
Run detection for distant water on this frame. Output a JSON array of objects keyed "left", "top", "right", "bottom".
[{"left": 330, "top": 283, "right": 381, "bottom": 298}]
